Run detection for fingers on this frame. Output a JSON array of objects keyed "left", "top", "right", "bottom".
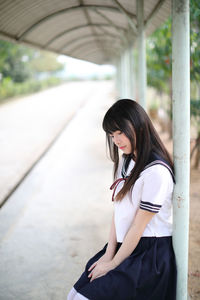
[
  {"left": 88, "top": 268, "right": 96, "bottom": 279},
  {"left": 90, "top": 271, "right": 96, "bottom": 282},
  {"left": 88, "top": 261, "right": 97, "bottom": 272},
  {"left": 90, "top": 272, "right": 106, "bottom": 282},
  {"left": 89, "top": 270, "right": 107, "bottom": 282},
  {"left": 88, "top": 265, "right": 96, "bottom": 279},
  {"left": 88, "top": 267, "right": 97, "bottom": 282}
]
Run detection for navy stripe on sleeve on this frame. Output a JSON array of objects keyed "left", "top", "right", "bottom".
[{"left": 140, "top": 201, "right": 162, "bottom": 213}]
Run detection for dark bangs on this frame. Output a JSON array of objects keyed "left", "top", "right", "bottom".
[
  {"left": 102, "top": 114, "right": 121, "bottom": 134},
  {"left": 102, "top": 108, "right": 128, "bottom": 134}
]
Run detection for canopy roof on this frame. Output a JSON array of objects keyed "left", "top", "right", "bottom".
[{"left": 0, "top": 0, "right": 171, "bottom": 64}]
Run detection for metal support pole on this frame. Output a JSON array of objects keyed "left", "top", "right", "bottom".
[
  {"left": 116, "top": 58, "right": 121, "bottom": 97},
  {"left": 121, "top": 50, "right": 127, "bottom": 98},
  {"left": 128, "top": 45, "right": 135, "bottom": 99},
  {"left": 114, "top": 59, "right": 118, "bottom": 96},
  {"left": 124, "top": 48, "right": 129, "bottom": 98},
  {"left": 120, "top": 53, "right": 124, "bottom": 98},
  {"left": 119, "top": 46, "right": 135, "bottom": 99},
  {"left": 172, "top": 1, "right": 190, "bottom": 300},
  {"left": 137, "top": 0, "right": 147, "bottom": 110}
]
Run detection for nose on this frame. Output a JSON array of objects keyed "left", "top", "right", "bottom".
[{"left": 113, "top": 135, "right": 121, "bottom": 145}]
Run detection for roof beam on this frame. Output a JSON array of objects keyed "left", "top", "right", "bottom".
[
  {"left": 144, "top": 0, "right": 166, "bottom": 28},
  {"left": 60, "top": 33, "right": 121, "bottom": 52},
  {"left": 67, "top": 38, "right": 122, "bottom": 56},
  {"left": 70, "top": 45, "right": 120, "bottom": 59},
  {"left": 93, "top": 8, "right": 128, "bottom": 46},
  {"left": 91, "top": 24, "right": 115, "bottom": 38},
  {"left": 16, "top": 5, "right": 135, "bottom": 41},
  {"left": 72, "top": 53, "right": 111, "bottom": 65},
  {"left": 0, "top": 30, "right": 45, "bottom": 50},
  {"left": 45, "top": 23, "right": 128, "bottom": 48},
  {"left": 111, "top": 0, "right": 138, "bottom": 35},
  {"left": 79, "top": 0, "right": 108, "bottom": 66}
]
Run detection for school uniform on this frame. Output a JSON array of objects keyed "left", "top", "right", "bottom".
[{"left": 72, "top": 151, "right": 177, "bottom": 300}]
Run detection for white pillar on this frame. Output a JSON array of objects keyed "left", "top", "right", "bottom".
[
  {"left": 172, "top": 0, "right": 190, "bottom": 300},
  {"left": 120, "top": 50, "right": 128, "bottom": 98},
  {"left": 119, "top": 47, "right": 135, "bottom": 99},
  {"left": 115, "top": 58, "right": 121, "bottom": 97},
  {"left": 137, "top": 0, "right": 147, "bottom": 110},
  {"left": 124, "top": 48, "right": 130, "bottom": 98},
  {"left": 120, "top": 47, "right": 135, "bottom": 99},
  {"left": 120, "top": 52, "right": 125, "bottom": 97},
  {"left": 128, "top": 45, "right": 135, "bottom": 99}
]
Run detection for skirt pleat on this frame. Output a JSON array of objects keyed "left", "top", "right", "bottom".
[{"left": 73, "top": 236, "right": 177, "bottom": 300}]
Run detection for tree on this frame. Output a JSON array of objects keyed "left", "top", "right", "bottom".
[
  {"left": 146, "top": 0, "right": 200, "bottom": 166},
  {"left": 146, "top": 18, "right": 172, "bottom": 96},
  {"left": 29, "top": 50, "right": 64, "bottom": 76},
  {"left": 0, "top": 40, "right": 34, "bottom": 82},
  {"left": 191, "top": 100, "right": 200, "bottom": 168},
  {"left": 146, "top": 18, "right": 173, "bottom": 137},
  {"left": 190, "top": 0, "right": 200, "bottom": 97},
  {"left": 0, "top": 41, "right": 65, "bottom": 83}
]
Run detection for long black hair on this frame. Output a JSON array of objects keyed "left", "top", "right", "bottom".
[{"left": 102, "top": 99, "right": 174, "bottom": 201}]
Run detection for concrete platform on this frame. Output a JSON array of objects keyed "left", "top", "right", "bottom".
[
  {"left": 0, "top": 81, "right": 110, "bottom": 206},
  {"left": 0, "top": 81, "right": 115, "bottom": 299}
]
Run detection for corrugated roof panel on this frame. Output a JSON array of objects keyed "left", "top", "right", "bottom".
[
  {"left": 0, "top": 0, "right": 80, "bottom": 36},
  {"left": 88, "top": 9, "right": 128, "bottom": 29},
  {"left": 64, "top": 36, "right": 122, "bottom": 54},
  {"left": 83, "top": 0, "right": 114, "bottom": 7},
  {"left": 0, "top": 0, "right": 171, "bottom": 65},
  {"left": 25, "top": 11, "right": 88, "bottom": 45},
  {"left": 86, "top": 10, "right": 107, "bottom": 24},
  {"left": 72, "top": 46, "right": 118, "bottom": 64},
  {"left": 117, "top": 0, "right": 136, "bottom": 15},
  {"left": 145, "top": 1, "right": 171, "bottom": 36},
  {"left": 98, "top": 25, "right": 124, "bottom": 36},
  {"left": 50, "top": 26, "right": 94, "bottom": 51},
  {"left": 144, "top": 0, "right": 159, "bottom": 20},
  {"left": 71, "top": 40, "right": 120, "bottom": 56}
]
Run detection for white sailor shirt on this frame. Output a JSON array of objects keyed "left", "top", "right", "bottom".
[{"left": 113, "top": 156, "right": 174, "bottom": 243}]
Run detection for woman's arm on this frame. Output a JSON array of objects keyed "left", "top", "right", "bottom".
[
  {"left": 88, "top": 209, "right": 155, "bottom": 281},
  {"left": 88, "top": 212, "right": 117, "bottom": 276},
  {"left": 112, "top": 209, "right": 155, "bottom": 267},
  {"left": 104, "top": 212, "right": 117, "bottom": 259}
]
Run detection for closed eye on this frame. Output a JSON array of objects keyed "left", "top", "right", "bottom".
[{"left": 109, "top": 131, "right": 122, "bottom": 137}]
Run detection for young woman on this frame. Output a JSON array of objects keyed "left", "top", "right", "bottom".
[{"left": 67, "top": 99, "right": 177, "bottom": 300}]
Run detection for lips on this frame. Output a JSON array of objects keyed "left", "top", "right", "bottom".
[{"left": 119, "top": 146, "right": 126, "bottom": 150}]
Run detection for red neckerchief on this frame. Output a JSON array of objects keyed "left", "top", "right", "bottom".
[
  {"left": 110, "top": 158, "right": 175, "bottom": 202},
  {"left": 110, "top": 177, "right": 128, "bottom": 202}
]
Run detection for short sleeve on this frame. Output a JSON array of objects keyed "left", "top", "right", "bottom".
[{"left": 140, "top": 166, "right": 173, "bottom": 213}]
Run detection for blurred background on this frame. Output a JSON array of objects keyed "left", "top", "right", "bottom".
[{"left": 0, "top": 0, "right": 199, "bottom": 299}]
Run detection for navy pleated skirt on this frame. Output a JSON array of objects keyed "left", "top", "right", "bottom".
[{"left": 73, "top": 236, "right": 177, "bottom": 300}]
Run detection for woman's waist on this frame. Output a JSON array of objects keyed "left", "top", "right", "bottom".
[{"left": 116, "top": 236, "right": 173, "bottom": 253}]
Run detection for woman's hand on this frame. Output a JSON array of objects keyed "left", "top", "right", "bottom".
[{"left": 88, "top": 259, "right": 116, "bottom": 282}]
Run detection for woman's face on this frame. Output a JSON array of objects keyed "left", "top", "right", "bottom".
[{"left": 109, "top": 130, "right": 132, "bottom": 154}]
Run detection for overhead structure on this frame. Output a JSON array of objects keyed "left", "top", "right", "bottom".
[
  {"left": 0, "top": 1, "right": 190, "bottom": 299},
  {"left": 0, "top": 0, "right": 171, "bottom": 65}
]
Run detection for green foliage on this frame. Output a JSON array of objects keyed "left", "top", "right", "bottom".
[
  {"left": 147, "top": 0, "right": 200, "bottom": 93},
  {"left": 0, "top": 77, "right": 62, "bottom": 102},
  {"left": 0, "top": 40, "right": 65, "bottom": 86},
  {"left": 190, "top": 98, "right": 200, "bottom": 168},
  {"left": 0, "top": 40, "right": 34, "bottom": 83},
  {"left": 0, "top": 40, "right": 66, "bottom": 101},
  {"left": 146, "top": 18, "right": 172, "bottom": 93},
  {"left": 190, "top": 0, "right": 200, "bottom": 83},
  {"left": 191, "top": 99, "right": 200, "bottom": 133},
  {"left": 30, "top": 51, "right": 64, "bottom": 73}
]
